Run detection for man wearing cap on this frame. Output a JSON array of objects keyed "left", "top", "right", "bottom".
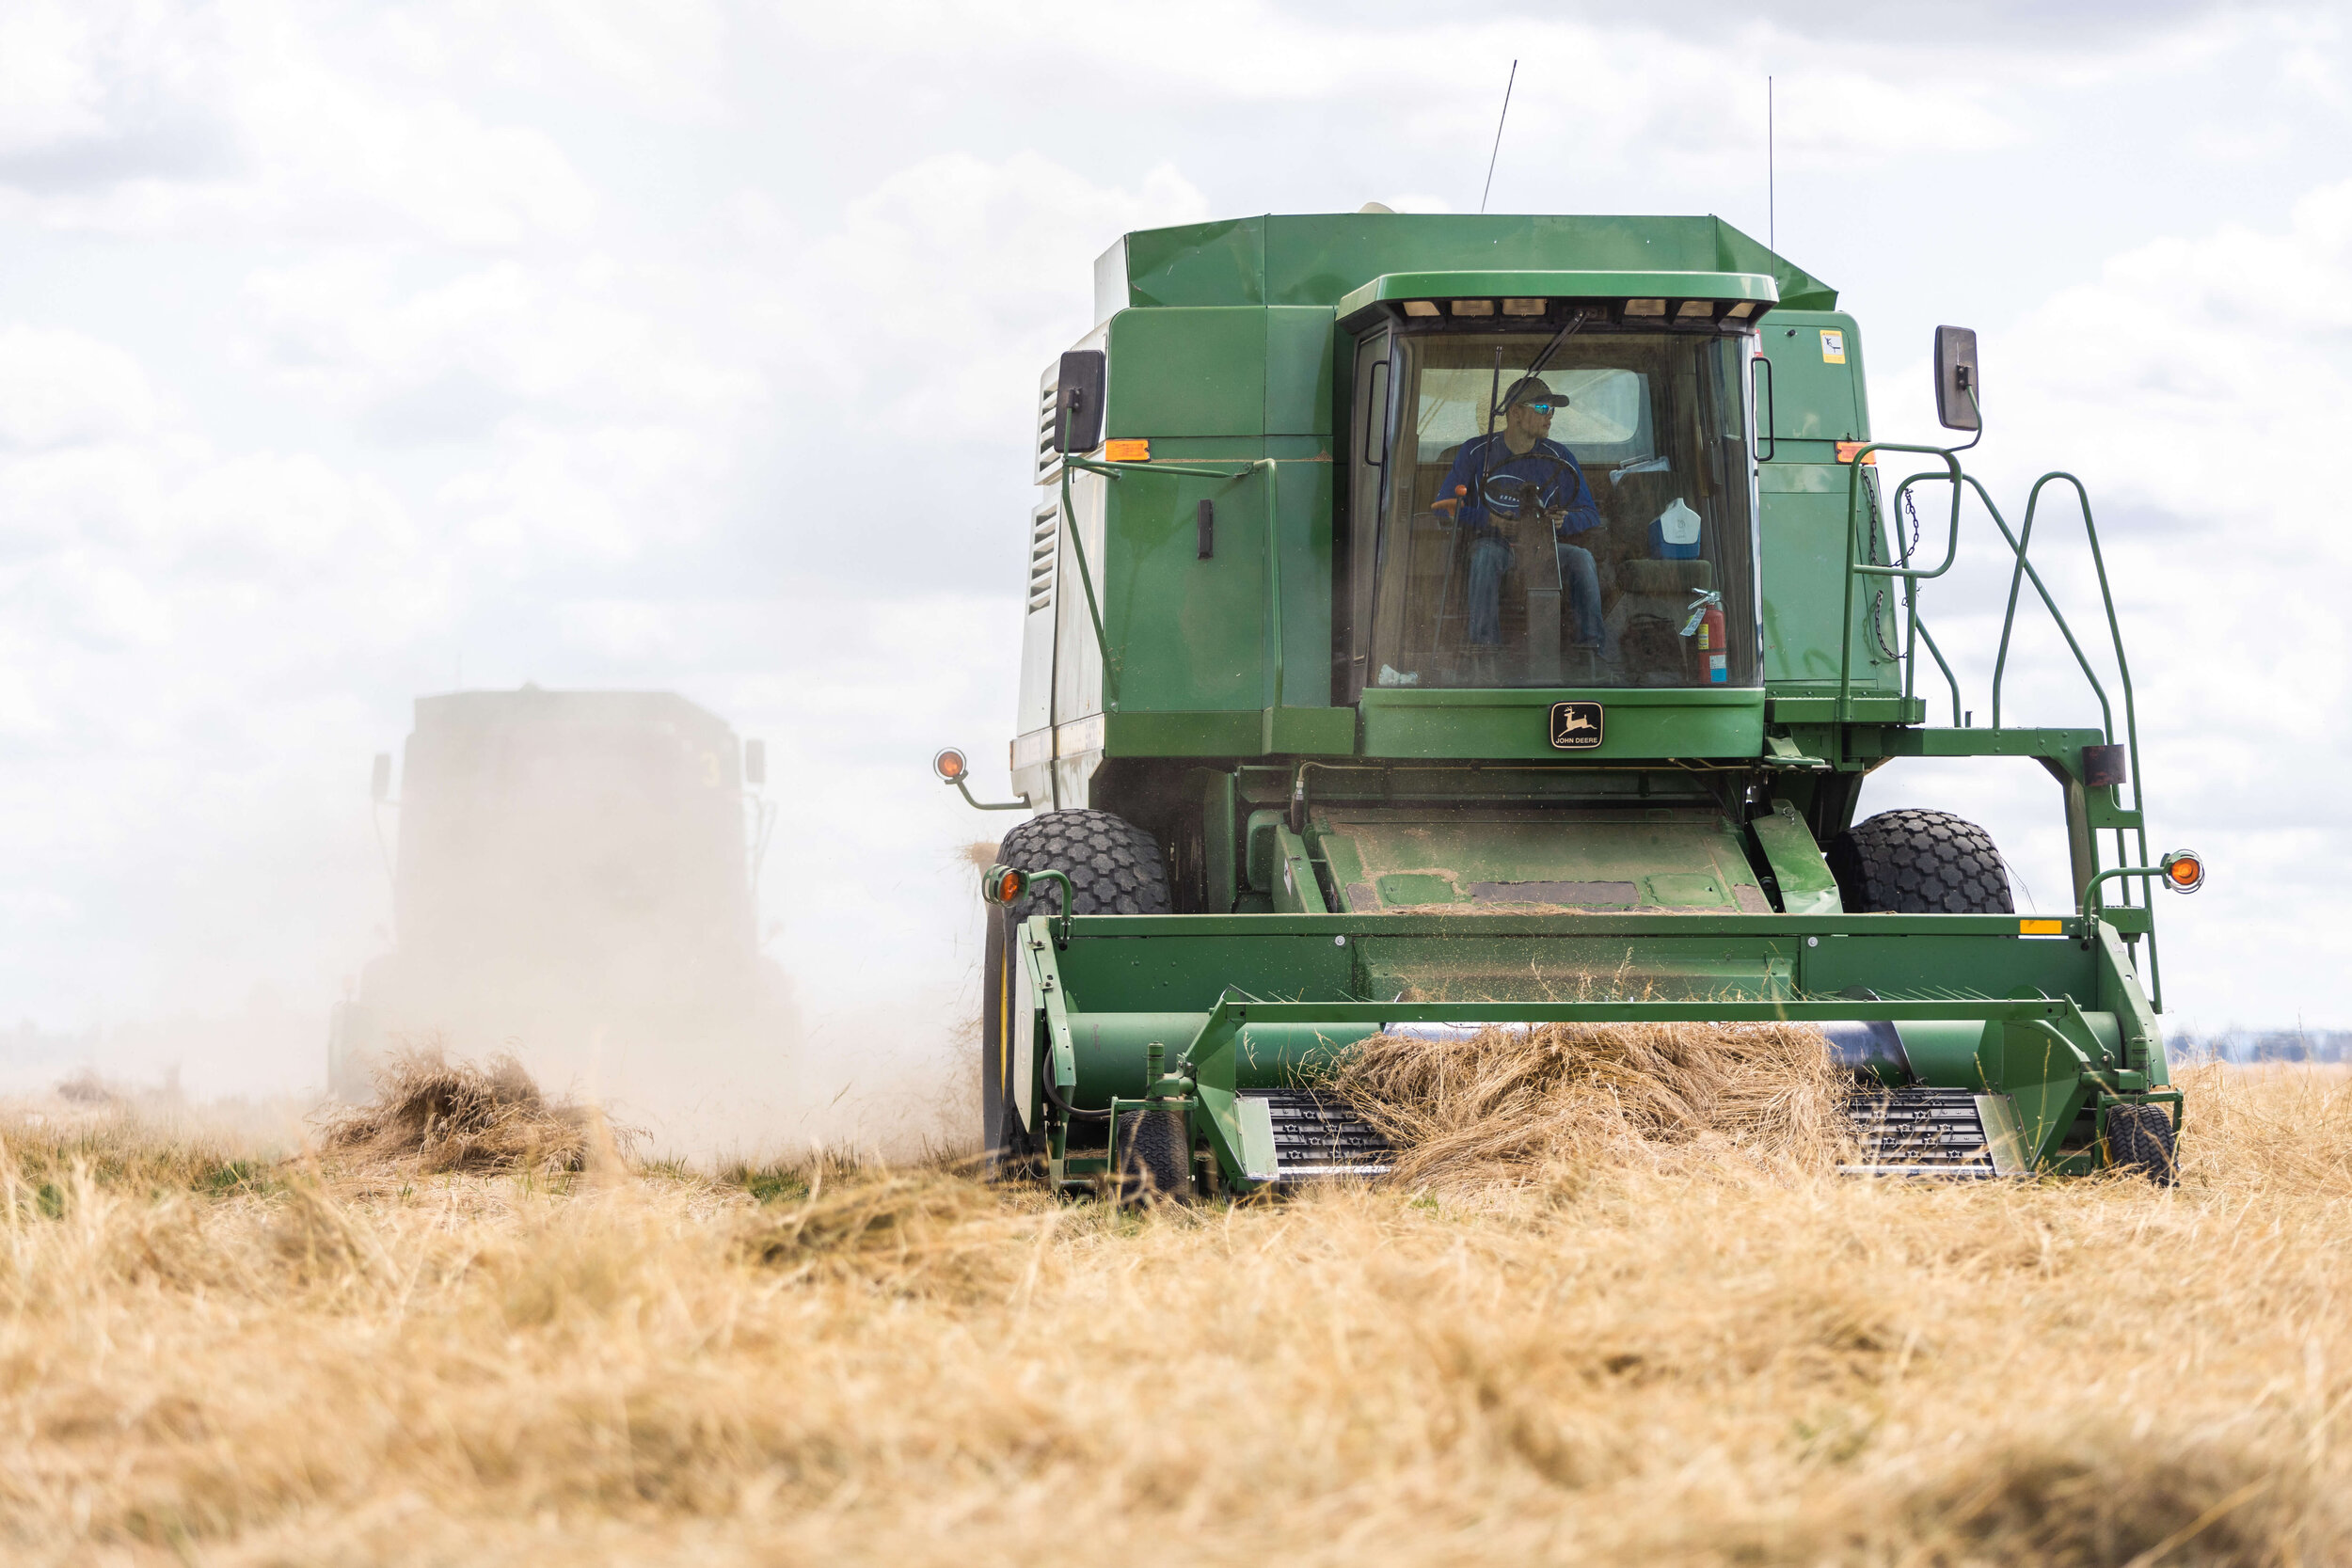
[{"left": 1431, "top": 376, "right": 1606, "bottom": 652}]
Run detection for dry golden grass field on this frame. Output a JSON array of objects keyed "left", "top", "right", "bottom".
[{"left": 4, "top": 1048, "right": 2350, "bottom": 1567}]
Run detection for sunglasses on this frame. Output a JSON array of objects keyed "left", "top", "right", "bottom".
[{"left": 1518, "top": 401, "right": 1563, "bottom": 415}]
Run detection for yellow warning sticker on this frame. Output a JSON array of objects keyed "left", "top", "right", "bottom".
[
  {"left": 2020, "top": 918, "right": 2063, "bottom": 935},
  {"left": 1820, "top": 329, "right": 1847, "bottom": 364}
]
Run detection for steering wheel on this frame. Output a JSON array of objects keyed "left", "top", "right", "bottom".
[{"left": 1474, "top": 451, "right": 1577, "bottom": 525}]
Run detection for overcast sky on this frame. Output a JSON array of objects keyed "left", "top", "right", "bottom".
[{"left": 3, "top": 0, "right": 2347, "bottom": 1096}]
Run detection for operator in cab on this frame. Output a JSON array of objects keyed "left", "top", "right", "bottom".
[{"left": 1431, "top": 376, "right": 1606, "bottom": 655}]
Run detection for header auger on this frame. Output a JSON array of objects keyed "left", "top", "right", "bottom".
[{"left": 941, "top": 211, "right": 2199, "bottom": 1198}]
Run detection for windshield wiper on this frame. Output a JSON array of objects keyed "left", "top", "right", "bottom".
[{"left": 1520, "top": 309, "right": 1589, "bottom": 388}]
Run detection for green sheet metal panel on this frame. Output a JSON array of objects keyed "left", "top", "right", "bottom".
[
  {"left": 1311, "top": 808, "right": 1772, "bottom": 916},
  {"left": 1100, "top": 306, "right": 1330, "bottom": 439},
  {"left": 1104, "top": 307, "right": 1265, "bottom": 437},
  {"left": 1748, "top": 801, "right": 1844, "bottom": 914},
  {"left": 1756, "top": 309, "right": 1900, "bottom": 691},
  {"left": 1093, "top": 459, "right": 1339, "bottom": 721},
  {"left": 1121, "top": 218, "right": 1266, "bottom": 308},
  {"left": 1043, "top": 916, "right": 2107, "bottom": 1020},
  {"left": 1270, "top": 460, "right": 1335, "bottom": 710},
  {"left": 1100, "top": 464, "right": 1266, "bottom": 711},
  {"left": 1359, "top": 687, "right": 1766, "bottom": 760},
  {"left": 1264, "top": 306, "right": 1335, "bottom": 435},
  {"left": 1759, "top": 478, "right": 1903, "bottom": 690},
  {"left": 1112, "top": 214, "right": 1835, "bottom": 316},
  {"left": 1757, "top": 309, "right": 1867, "bottom": 443}
]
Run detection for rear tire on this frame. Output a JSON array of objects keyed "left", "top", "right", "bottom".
[
  {"left": 1116, "top": 1106, "right": 1192, "bottom": 1206},
  {"left": 2107, "top": 1103, "right": 2179, "bottom": 1184},
  {"left": 1829, "top": 809, "right": 2014, "bottom": 914},
  {"left": 995, "top": 809, "right": 1172, "bottom": 919}
]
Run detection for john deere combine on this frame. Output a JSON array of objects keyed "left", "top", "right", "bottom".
[{"left": 937, "top": 211, "right": 2201, "bottom": 1197}]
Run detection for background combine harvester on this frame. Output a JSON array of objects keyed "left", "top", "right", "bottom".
[
  {"left": 938, "top": 211, "right": 2202, "bottom": 1198},
  {"left": 331, "top": 688, "right": 789, "bottom": 1107}
]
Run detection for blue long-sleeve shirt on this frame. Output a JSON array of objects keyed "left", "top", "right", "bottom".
[{"left": 1435, "top": 434, "right": 1602, "bottom": 544}]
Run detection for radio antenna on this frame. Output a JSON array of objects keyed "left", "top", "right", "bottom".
[
  {"left": 1767, "top": 75, "right": 1775, "bottom": 257},
  {"left": 1480, "top": 60, "right": 1518, "bottom": 214}
]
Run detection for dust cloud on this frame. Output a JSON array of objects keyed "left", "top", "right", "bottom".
[{"left": 8, "top": 690, "right": 991, "bottom": 1170}]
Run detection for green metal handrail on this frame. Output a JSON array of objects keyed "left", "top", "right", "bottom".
[
  {"left": 1988, "top": 472, "right": 2152, "bottom": 918},
  {"left": 1836, "top": 443, "right": 1963, "bottom": 723},
  {"left": 1911, "top": 614, "right": 1963, "bottom": 725},
  {"left": 2081, "top": 863, "right": 2180, "bottom": 922},
  {"left": 1833, "top": 447, "right": 2163, "bottom": 1009},
  {"left": 1838, "top": 455, "right": 2136, "bottom": 762}
]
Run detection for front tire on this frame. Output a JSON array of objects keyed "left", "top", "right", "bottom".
[
  {"left": 994, "top": 808, "right": 1172, "bottom": 920},
  {"left": 1829, "top": 809, "right": 2015, "bottom": 914},
  {"left": 1116, "top": 1105, "right": 1192, "bottom": 1206},
  {"left": 2106, "top": 1103, "right": 2179, "bottom": 1184}
]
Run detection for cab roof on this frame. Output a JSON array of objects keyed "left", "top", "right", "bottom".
[{"left": 1094, "top": 213, "right": 1835, "bottom": 323}]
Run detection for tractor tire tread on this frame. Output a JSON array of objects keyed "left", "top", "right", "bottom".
[
  {"left": 994, "top": 809, "right": 1173, "bottom": 920},
  {"left": 1829, "top": 808, "right": 2015, "bottom": 915},
  {"left": 1116, "top": 1107, "right": 1192, "bottom": 1206},
  {"left": 2107, "top": 1102, "right": 2179, "bottom": 1184}
]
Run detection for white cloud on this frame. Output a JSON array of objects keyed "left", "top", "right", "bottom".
[
  {"left": 0, "top": 1, "right": 596, "bottom": 245},
  {"left": 762, "top": 150, "right": 1209, "bottom": 441},
  {"left": 0, "top": 324, "right": 165, "bottom": 449},
  {"left": 1859, "top": 177, "right": 2352, "bottom": 1023},
  {"left": 775, "top": 3, "right": 2026, "bottom": 173}
]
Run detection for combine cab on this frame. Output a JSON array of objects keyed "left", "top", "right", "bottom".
[
  {"left": 330, "top": 688, "right": 787, "bottom": 1100},
  {"left": 941, "top": 212, "right": 2198, "bottom": 1196}
]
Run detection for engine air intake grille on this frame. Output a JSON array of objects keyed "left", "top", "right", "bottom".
[
  {"left": 1026, "top": 509, "right": 1057, "bottom": 613},
  {"left": 1034, "top": 382, "right": 1060, "bottom": 481}
]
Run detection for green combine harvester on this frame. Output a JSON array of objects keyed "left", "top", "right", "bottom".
[{"left": 933, "top": 210, "right": 2201, "bottom": 1198}]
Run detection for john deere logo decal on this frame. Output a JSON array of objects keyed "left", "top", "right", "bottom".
[{"left": 1549, "top": 701, "right": 1603, "bottom": 750}]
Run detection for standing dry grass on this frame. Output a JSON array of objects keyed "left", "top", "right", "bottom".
[{"left": 1, "top": 1059, "right": 2348, "bottom": 1565}]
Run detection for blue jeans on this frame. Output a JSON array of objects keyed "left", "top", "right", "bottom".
[{"left": 1466, "top": 536, "right": 1604, "bottom": 648}]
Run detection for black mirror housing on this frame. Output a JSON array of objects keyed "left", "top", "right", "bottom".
[
  {"left": 1055, "top": 350, "right": 1106, "bottom": 454},
  {"left": 743, "top": 738, "right": 766, "bottom": 787},
  {"left": 1933, "top": 325, "right": 1981, "bottom": 432}
]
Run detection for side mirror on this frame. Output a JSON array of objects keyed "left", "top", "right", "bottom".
[
  {"left": 370, "top": 752, "right": 391, "bottom": 802},
  {"left": 1933, "top": 325, "right": 1981, "bottom": 432},
  {"left": 743, "top": 738, "right": 766, "bottom": 787},
  {"left": 1054, "top": 350, "right": 1106, "bottom": 454}
]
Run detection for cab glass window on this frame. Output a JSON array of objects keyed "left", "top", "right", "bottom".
[{"left": 1366, "top": 326, "right": 1758, "bottom": 690}]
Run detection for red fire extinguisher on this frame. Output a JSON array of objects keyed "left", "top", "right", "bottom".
[{"left": 1682, "top": 590, "right": 1727, "bottom": 684}]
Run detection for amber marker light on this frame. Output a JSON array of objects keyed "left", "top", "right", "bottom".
[
  {"left": 980, "top": 863, "right": 1028, "bottom": 905},
  {"left": 931, "top": 747, "right": 968, "bottom": 784},
  {"left": 1104, "top": 438, "right": 1150, "bottom": 462},
  {"left": 2161, "top": 849, "right": 2205, "bottom": 894}
]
